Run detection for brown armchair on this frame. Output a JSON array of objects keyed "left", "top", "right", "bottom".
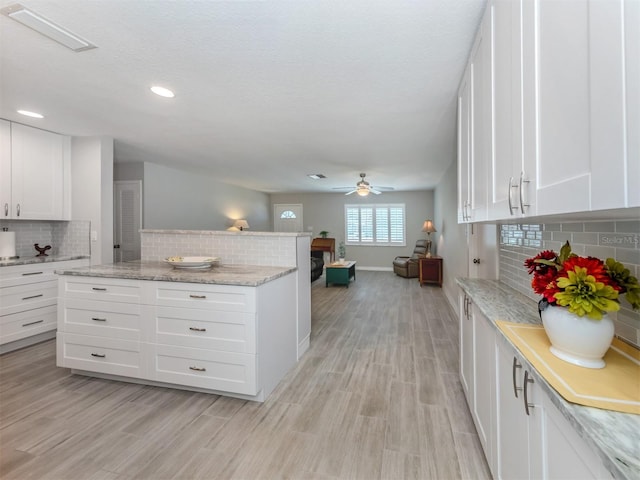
[{"left": 393, "top": 240, "right": 428, "bottom": 278}]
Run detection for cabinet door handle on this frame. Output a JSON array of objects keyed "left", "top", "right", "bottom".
[
  {"left": 91, "top": 353, "right": 106, "bottom": 358},
  {"left": 92, "top": 287, "right": 107, "bottom": 291},
  {"left": 519, "top": 171, "right": 530, "bottom": 214},
  {"left": 189, "top": 366, "right": 206, "bottom": 372},
  {"left": 16, "top": 203, "right": 20, "bottom": 217},
  {"left": 4, "top": 203, "right": 8, "bottom": 217},
  {"left": 189, "top": 327, "right": 206, "bottom": 332},
  {"left": 22, "top": 319, "right": 44, "bottom": 327},
  {"left": 22, "top": 271, "right": 44, "bottom": 276},
  {"left": 508, "top": 177, "right": 518, "bottom": 215},
  {"left": 512, "top": 357, "right": 523, "bottom": 398},
  {"left": 189, "top": 294, "right": 206, "bottom": 299},
  {"left": 22, "top": 294, "right": 43, "bottom": 301},
  {"left": 524, "top": 370, "right": 535, "bottom": 415},
  {"left": 91, "top": 317, "right": 107, "bottom": 322}
]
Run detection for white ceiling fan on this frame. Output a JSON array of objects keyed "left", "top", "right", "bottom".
[{"left": 333, "top": 173, "right": 394, "bottom": 196}]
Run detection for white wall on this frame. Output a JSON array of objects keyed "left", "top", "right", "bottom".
[
  {"left": 434, "top": 159, "right": 468, "bottom": 311},
  {"left": 71, "top": 137, "right": 114, "bottom": 265},
  {"left": 142, "top": 162, "right": 270, "bottom": 231},
  {"left": 269, "top": 190, "right": 434, "bottom": 269}
]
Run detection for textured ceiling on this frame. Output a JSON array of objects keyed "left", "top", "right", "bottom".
[{"left": 0, "top": 0, "right": 485, "bottom": 193}]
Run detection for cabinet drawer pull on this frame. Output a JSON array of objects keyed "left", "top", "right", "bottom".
[
  {"left": 22, "top": 294, "right": 44, "bottom": 301},
  {"left": 22, "top": 319, "right": 44, "bottom": 327},
  {"left": 189, "top": 327, "right": 206, "bottom": 332},
  {"left": 3, "top": 203, "right": 7, "bottom": 217},
  {"left": 16, "top": 203, "right": 20, "bottom": 217},
  {"left": 508, "top": 177, "right": 518, "bottom": 215},
  {"left": 189, "top": 294, "right": 207, "bottom": 299},
  {"left": 524, "top": 370, "right": 535, "bottom": 415},
  {"left": 91, "top": 353, "right": 106, "bottom": 358},
  {"left": 512, "top": 357, "right": 522, "bottom": 398},
  {"left": 189, "top": 366, "right": 206, "bottom": 372},
  {"left": 91, "top": 317, "right": 107, "bottom": 322},
  {"left": 22, "top": 271, "right": 44, "bottom": 276},
  {"left": 92, "top": 287, "right": 107, "bottom": 291}
]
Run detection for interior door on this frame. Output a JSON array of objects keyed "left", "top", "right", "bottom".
[
  {"left": 468, "top": 223, "right": 498, "bottom": 279},
  {"left": 114, "top": 181, "right": 142, "bottom": 262},
  {"left": 273, "top": 204, "right": 303, "bottom": 232}
]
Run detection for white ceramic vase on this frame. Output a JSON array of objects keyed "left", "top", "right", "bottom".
[{"left": 540, "top": 305, "right": 614, "bottom": 369}]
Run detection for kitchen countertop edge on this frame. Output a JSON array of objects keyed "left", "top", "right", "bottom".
[
  {"left": 456, "top": 277, "right": 639, "bottom": 480},
  {"left": 56, "top": 261, "right": 297, "bottom": 287},
  {"left": 0, "top": 255, "right": 90, "bottom": 267}
]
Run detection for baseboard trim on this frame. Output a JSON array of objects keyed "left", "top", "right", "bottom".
[
  {"left": 298, "top": 334, "right": 310, "bottom": 359},
  {"left": 355, "top": 266, "right": 394, "bottom": 272}
]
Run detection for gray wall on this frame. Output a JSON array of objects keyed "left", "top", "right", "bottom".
[
  {"left": 114, "top": 161, "right": 144, "bottom": 181},
  {"left": 142, "top": 162, "right": 271, "bottom": 231},
  {"left": 71, "top": 136, "right": 114, "bottom": 265},
  {"left": 434, "top": 160, "right": 469, "bottom": 309},
  {"left": 269, "top": 190, "right": 434, "bottom": 269}
]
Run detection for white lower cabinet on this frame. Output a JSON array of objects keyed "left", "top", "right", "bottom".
[
  {"left": 496, "top": 338, "right": 544, "bottom": 480},
  {"left": 460, "top": 288, "right": 614, "bottom": 479},
  {"left": 57, "top": 273, "right": 297, "bottom": 401},
  {"left": 0, "top": 259, "right": 88, "bottom": 351}
]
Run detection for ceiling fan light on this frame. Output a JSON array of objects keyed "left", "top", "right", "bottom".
[
  {"left": 151, "top": 86, "right": 175, "bottom": 98},
  {"left": 356, "top": 186, "right": 370, "bottom": 196}
]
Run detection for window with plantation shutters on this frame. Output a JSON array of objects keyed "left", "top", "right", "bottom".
[{"left": 345, "top": 204, "right": 406, "bottom": 246}]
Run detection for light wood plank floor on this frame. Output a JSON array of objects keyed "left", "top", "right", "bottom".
[{"left": 0, "top": 271, "right": 491, "bottom": 480}]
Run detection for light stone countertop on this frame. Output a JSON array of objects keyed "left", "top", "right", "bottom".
[
  {"left": 56, "top": 261, "right": 297, "bottom": 287},
  {"left": 0, "top": 255, "right": 90, "bottom": 268},
  {"left": 456, "top": 278, "right": 640, "bottom": 480}
]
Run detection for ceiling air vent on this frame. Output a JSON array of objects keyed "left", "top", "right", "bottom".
[{"left": 1, "top": 3, "right": 96, "bottom": 52}]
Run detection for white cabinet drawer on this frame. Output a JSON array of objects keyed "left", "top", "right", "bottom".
[
  {"left": 153, "top": 283, "right": 255, "bottom": 312},
  {"left": 0, "top": 281, "right": 57, "bottom": 315},
  {"left": 0, "top": 305, "right": 57, "bottom": 345},
  {"left": 57, "top": 333, "right": 144, "bottom": 378},
  {"left": 151, "top": 344, "right": 257, "bottom": 395},
  {"left": 60, "top": 298, "right": 145, "bottom": 341},
  {"left": 60, "top": 277, "right": 143, "bottom": 304},
  {"left": 0, "top": 259, "right": 88, "bottom": 288},
  {"left": 153, "top": 306, "right": 256, "bottom": 353}
]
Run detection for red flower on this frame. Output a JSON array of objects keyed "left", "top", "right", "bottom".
[
  {"left": 524, "top": 250, "right": 557, "bottom": 274},
  {"left": 559, "top": 256, "right": 612, "bottom": 287},
  {"left": 531, "top": 269, "right": 560, "bottom": 303}
]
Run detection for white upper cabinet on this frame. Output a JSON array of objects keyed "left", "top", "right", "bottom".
[
  {"left": 3, "top": 122, "right": 71, "bottom": 220},
  {"left": 458, "top": 11, "right": 491, "bottom": 223},
  {"left": 0, "top": 119, "right": 11, "bottom": 218},
  {"left": 467, "top": 0, "right": 637, "bottom": 221}
]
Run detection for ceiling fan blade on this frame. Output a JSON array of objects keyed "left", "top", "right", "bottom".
[
  {"left": 370, "top": 188, "right": 382, "bottom": 195},
  {"left": 371, "top": 186, "right": 394, "bottom": 191},
  {"left": 344, "top": 189, "right": 357, "bottom": 195}
]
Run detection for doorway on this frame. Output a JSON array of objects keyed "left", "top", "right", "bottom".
[
  {"left": 114, "top": 181, "right": 142, "bottom": 262},
  {"left": 273, "top": 204, "right": 303, "bottom": 232}
]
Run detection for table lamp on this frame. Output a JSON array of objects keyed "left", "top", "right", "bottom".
[{"left": 422, "top": 220, "right": 437, "bottom": 257}]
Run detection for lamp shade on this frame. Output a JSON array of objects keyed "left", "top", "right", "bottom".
[
  {"left": 422, "top": 220, "right": 436, "bottom": 233},
  {"left": 234, "top": 219, "right": 250, "bottom": 230}
]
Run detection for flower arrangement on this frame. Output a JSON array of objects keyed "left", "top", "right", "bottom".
[
  {"left": 338, "top": 242, "right": 346, "bottom": 259},
  {"left": 525, "top": 241, "right": 640, "bottom": 320}
]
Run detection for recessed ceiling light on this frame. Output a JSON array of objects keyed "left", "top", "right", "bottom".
[
  {"left": 17, "top": 110, "right": 44, "bottom": 119},
  {"left": 150, "top": 86, "right": 175, "bottom": 98},
  {"left": 307, "top": 174, "right": 326, "bottom": 180}
]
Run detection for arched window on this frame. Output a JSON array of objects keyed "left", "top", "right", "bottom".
[{"left": 280, "top": 210, "right": 297, "bottom": 219}]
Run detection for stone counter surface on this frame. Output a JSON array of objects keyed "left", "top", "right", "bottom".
[
  {"left": 0, "top": 255, "right": 90, "bottom": 268},
  {"left": 457, "top": 278, "right": 639, "bottom": 480},
  {"left": 55, "top": 261, "right": 296, "bottom": 287}
]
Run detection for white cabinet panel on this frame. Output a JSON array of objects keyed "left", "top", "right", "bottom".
[
  {"left": 153, "top": 282, "right": 255, "bottom": 312},
  {"left": 0, "top": 119, "right": 11, "bottom": 217},
  {"left": 60, "top": 276, "right": 144, "bottom": 304},
  {"left": 9, "top": 123, "right": 70, "bottom": 220},
  {"left": 151, "top": 344, "right": 257, "bottom": 395},
  {"left": 57, "top": 332, "right": 143, "bottom": 378},
  {"left": 60, "top": 298, "right": 144, "bottom": 341},
  {"left": 0, "top": 305, "right": 57, "bottom": 344}
]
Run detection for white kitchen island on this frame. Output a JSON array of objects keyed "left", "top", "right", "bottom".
[{"left": 56, "top": 261, "right": 298, "bottom": 402}]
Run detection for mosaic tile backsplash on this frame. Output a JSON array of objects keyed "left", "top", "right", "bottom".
[
  {"left": 0, "top": 220, "right": 90, "bottom": 258},
  {"left": 500, "top": 220, "right": 640, "bottom": 346}
]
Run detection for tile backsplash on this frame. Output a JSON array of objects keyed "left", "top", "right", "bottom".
[
  {"left": 0, "top": 220, "right": 90, "bottom": 258},
  {"left": 499, "top": 220, "right": 640, "bottom": 346}
]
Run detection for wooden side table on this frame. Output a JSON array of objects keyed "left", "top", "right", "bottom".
[
  {"left": 419, "top": 256, "right": 443, "bottom": 287},
  {"left": 311, "top": 237, "right": 335, "bottom": 262}
]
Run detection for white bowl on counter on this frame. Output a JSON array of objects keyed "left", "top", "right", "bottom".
[{"left": 164, "top": 256, "right": 220, "bottom": 269}]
